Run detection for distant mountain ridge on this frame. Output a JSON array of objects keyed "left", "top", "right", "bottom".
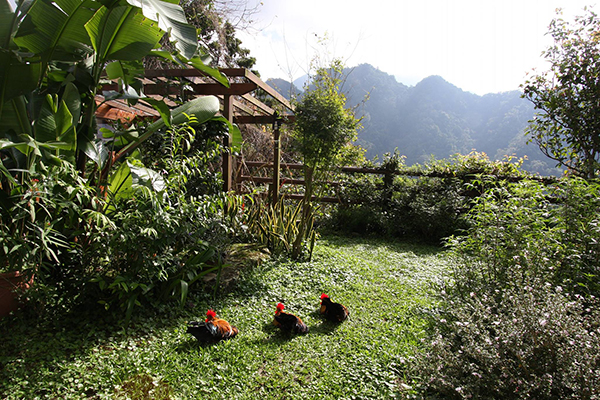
[{"left": 267, "top": 64, "right": 559, "bottom": 176}]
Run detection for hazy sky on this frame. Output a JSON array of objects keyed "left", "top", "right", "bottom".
[{"left": 237, "top": 1, "right": 598, "bottom": 95}]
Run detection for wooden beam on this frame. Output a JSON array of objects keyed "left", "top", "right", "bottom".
[
  {"left": 101, "top": 82, "right": 257, "bottom": 97},
  {"left": 271, "top": 126, "right": 281, "bottom": 206},
  {"left": 242, "top": 70, "right": 294, "bottom": 111},
  {"left": 245, "top": 161, "right": 305, "bottom": 170},
  {"left": 234, "top": 115, "right": 278, "bottom": 125},
  {"left": 231, "top": 97, "right": 256, "bottom": 116},
  {"left": 222, "top": 95, "right": 233, "bottom": 192},
  {"left": 239, "top": 176, "right": 305, "bottom": 185},
  {"left": 143, "top": 68, "right": 207, "bottom": 78},
  {"left": 241, "top": 93, "right": 275, "bottom": 115},
  {"left": 219, "top": 68, "right": 294, "bottom": 112},
  {"left": 191, "top": 83, "right": 257, "bottom": 96},
  {"left": 218, "top": 68, "right": 248, "bottom": 77}
]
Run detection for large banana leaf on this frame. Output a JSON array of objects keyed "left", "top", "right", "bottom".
[
  {"left": 13, "top": 0, "right": 99, "bottom": 61},
  {"left": 148, "top": 50, "right": 230, "bottom": 88},
  {"left": 0, "top": 96, "right": 32, "bottom": 137},
  {"left": 0, "top": 0, "right": 41, "bottom": 110},
  {"left": 126, "top": 0, "right": 197, "bottom": 60},
  {"left": 33, "top": 83, "right": 80, "bottom": 163},
  {"left": 106, "top": 159, "right": 165, "bottom": 211},
  {"left": 0, "top": 50, "right": 41, "bottom": 105},
  {"left": 35, "top": 95, "right": 74, "bottom": 144},
  {"left": 85, "top": 5, "right": 163, "bottom": 63},
  {"left": 0, "top": 0, "right": 14, "bottom": 46},
  {"left": 107, "top": 159, "right": 134, "bottom": 202}
]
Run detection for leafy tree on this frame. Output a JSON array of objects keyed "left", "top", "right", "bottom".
[
  {"left": 522, "top": 8, "right": 600, "bottom": 179},
  {"left": 291, "top": 60, "right": 361, "bottom": 259},
  {"left": 159, "top": 0, "right": 258, "bottom": 70}
]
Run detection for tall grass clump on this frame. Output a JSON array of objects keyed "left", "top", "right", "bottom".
[
  {"left": 242, "top": 196, "right": 318, "bottom": 260},
  {"left": 413, "top": 178, "right": 600, "bottom": 399}
]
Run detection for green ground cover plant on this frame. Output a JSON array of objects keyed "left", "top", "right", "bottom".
[{"left": 0, "top": 236, "right": 447, "bottom": 399}]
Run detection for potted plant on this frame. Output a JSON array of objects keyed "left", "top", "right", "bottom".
[{"left": 0, "top": 270, "right": 34, "bottom": 318}]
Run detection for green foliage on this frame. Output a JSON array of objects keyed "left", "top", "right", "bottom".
[
  {"left": 292, "top": 60, "right": 361, "bottom": 171},
  {"left": 291, "top": 59, "right": 361, "bottom": 259},
  {"left": 87, "top": 192, "right": 228, "bottom": 323},
  {"left": 243, "top": 196, "right": 318, "bottom": 258},
  {"left": 328, "top": 151, "right": 528, "bottom": 242},
  {"left": 522, "top": 8, "right": 600, "bottom": 178},
  {"left": 446, "top": 178, "right": 600, "bottom": 298},
  {"left": 0, "top": 0, "right": 224, "bottom": 182},
  {"left": 415, "top": 283, "right": 600, "bottom": 399},
  {"left": 0, "top": 160, "right": 98, "bottom": 274},
  {"left": 0, "top": 0, "right": 239, "bottom": 324},
  {"left": 413, "top": 177, "right": 600, "bottom": 398},
  {"left": 176, "top": 0, "right": 257, "bottom": 70},
  {"left": 86, "top": 120, "right": 246, "bottom": 323},
  {"left": 139, "top": 118, "right": 229, "bottom": 197}
]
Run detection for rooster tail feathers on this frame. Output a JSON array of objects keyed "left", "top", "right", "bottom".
[{"left": 295, "top": 321, "right": 309, "bottom": 334}]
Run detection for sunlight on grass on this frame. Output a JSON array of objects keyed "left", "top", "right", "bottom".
[{"left": 0, "top": 236, "right": 449, "bottom": 399}]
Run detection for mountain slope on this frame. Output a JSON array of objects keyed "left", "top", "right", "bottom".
[{"left": 268, "top": 63, "right": 560, "bottom": 175}]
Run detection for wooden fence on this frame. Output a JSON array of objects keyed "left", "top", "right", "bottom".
[{"left": 235, "top": 159, "right": 560, "bottom": 205}]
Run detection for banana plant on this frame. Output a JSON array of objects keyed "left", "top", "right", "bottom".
[{"left": 0, "top": 0, "right": 229, "bottom": 179}]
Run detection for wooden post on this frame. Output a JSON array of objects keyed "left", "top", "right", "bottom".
[
  {"left": 222, "top": 94, "right": 233, "bottom": 192},
  {"left": 271, "top": 118, "right": 282, "bottom": 206}
]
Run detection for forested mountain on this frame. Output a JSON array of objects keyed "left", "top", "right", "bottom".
[{"left": 268, "top": 63, "right": 561, "bottom": 176}]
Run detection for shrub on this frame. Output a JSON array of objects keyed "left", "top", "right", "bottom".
[
  {"left": 328, "top": 152, "right": 526, "bottom": 242},
  {"left": 413, "top": 177, "right": 600, "bottom": 398},
  {"left": 415, "top": 283, "right": 600, "bottom": 399},
  {"left": 86, "top": 191, "right": 235, "bottom": 323},
  {"left": 446, "top": 178, "right": 600, "bottom": 299},
  {"left": 243, "top": 196, "right": 318, "bottom": 259},
  {"left": 84, "top": 121, "right": 247, "bottom": 323},
  {"left": 0, "top": 161, "right": 104, "bottom": 316}
]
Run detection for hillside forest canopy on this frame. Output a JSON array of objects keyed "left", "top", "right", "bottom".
[{"left": 269, "top": 66, "right": 561, "bottom": 177}]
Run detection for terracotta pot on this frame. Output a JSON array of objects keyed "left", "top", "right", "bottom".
[{"left": 0, "top": 271, "right": 34, "bottom": 318}]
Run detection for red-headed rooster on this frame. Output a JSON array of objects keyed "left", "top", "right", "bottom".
[
  {"left": 319, "top": 293, "right": 349, "bottom": 322},
  {"left": 187, "top": 309, "right": 238, "bottom": 342},
  {"left": 273, "top": 302, "right": 309, "bottom": 334}
]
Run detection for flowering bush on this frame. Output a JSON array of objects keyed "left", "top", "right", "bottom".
[
  {"left": 416, "top": 283, "right": 600, "bottom": 399},
  {"left": 413, "top": 178, "right": 600, "bottom": 398}
]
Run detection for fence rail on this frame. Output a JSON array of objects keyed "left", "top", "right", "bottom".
[{"left": 236, "top": 159, "right": 559, "bottom": 204}]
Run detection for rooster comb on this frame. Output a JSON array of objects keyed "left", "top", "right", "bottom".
[
  {"left": 320, "top": 293, "right": 329, "bottom": 300},
  {"left": 276, "top": 302, "right": 285, "bottom": 311},
  {"left": 206, "top": 309, "right": 216, "bottom": 318}
]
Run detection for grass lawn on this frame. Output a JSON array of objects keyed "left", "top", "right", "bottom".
[{"left": 0, "top": 235, "right": 449, "bottom": 399}]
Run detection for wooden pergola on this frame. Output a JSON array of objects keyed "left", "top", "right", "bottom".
[{"left": 98, "top": 67, "right": 295, "bottom": 202}]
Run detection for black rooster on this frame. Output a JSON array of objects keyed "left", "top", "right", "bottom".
[
  {"left": 319, "top": 293, "right": 349, "bottom": 322},
  {"left": 187, "top": 309, "right": 238, "bottom": 342},
  {"left": 273, "top": 302, "right": 309, "bottom": 334}
]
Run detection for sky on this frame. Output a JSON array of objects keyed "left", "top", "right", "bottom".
[{"left": 237, "top": 0, "right": 598, "bottom": 95}]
